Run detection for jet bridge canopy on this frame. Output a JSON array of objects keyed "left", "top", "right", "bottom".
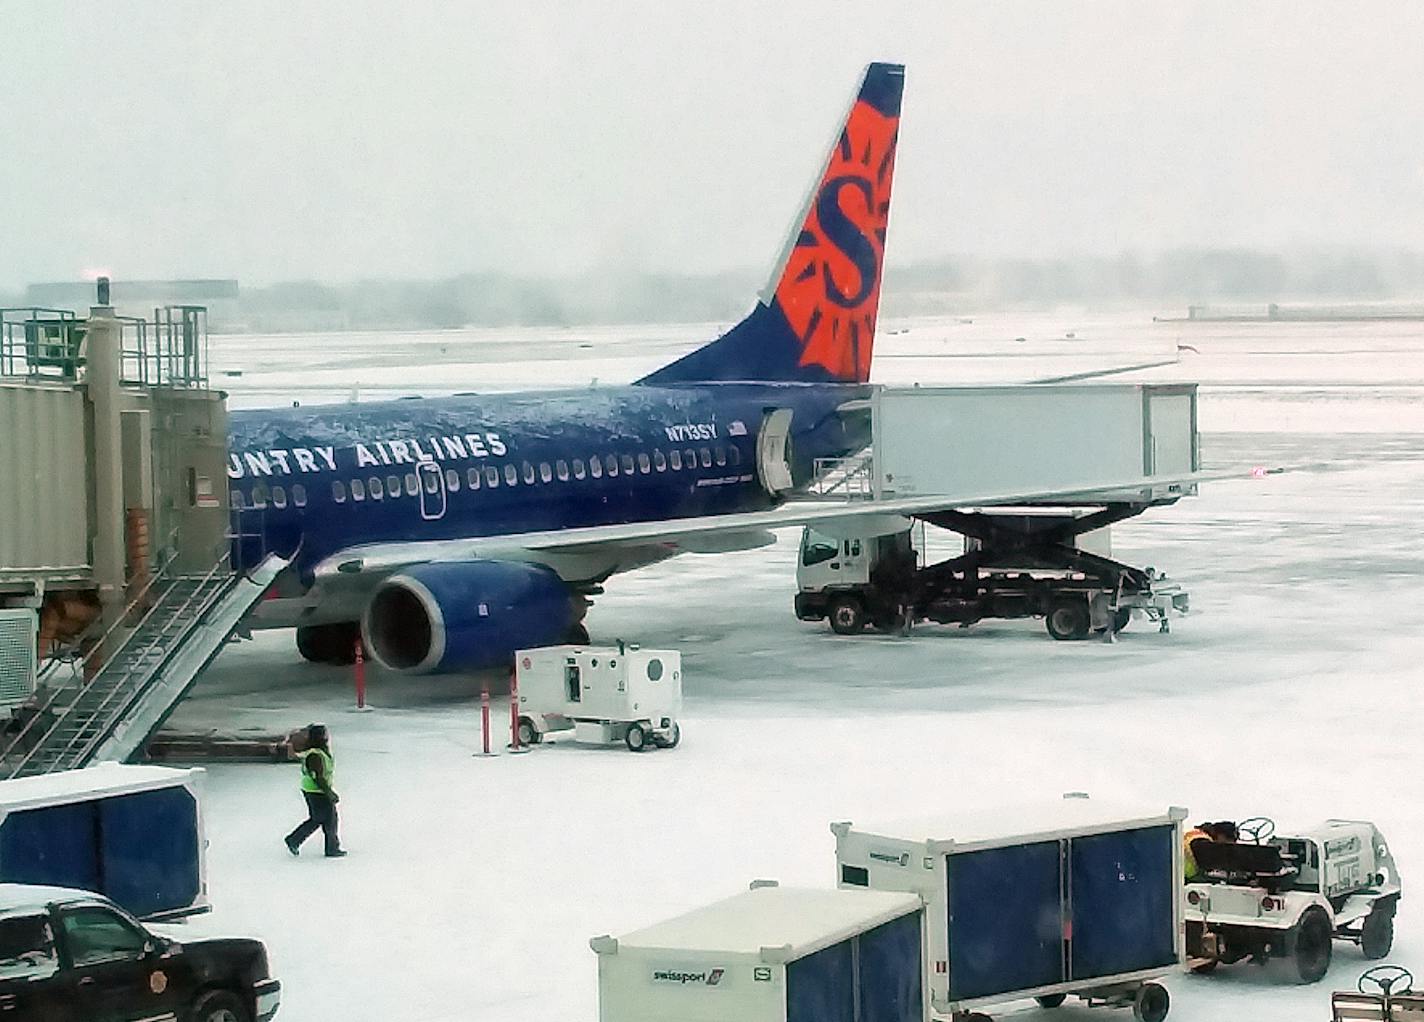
[{"left": 864, "top": 383, "right": 1198, "bottom": 503}]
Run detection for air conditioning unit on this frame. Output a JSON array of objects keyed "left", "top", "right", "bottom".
[{"left": 0, "top": 609, "right": 38, "bottom": 707}]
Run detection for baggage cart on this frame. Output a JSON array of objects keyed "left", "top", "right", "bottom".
[{"left": 832, "top": 799, "right": 1186, "bottom": 1021}]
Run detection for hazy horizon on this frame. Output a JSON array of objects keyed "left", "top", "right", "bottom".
[{"left": 3, "top": 2, "right": 1422, "bottom": 290}]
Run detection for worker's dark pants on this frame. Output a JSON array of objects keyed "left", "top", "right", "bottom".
[{"left": 285, "top": 792, "right": 341, "bottom": 855}]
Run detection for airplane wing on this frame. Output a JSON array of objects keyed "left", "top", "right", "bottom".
[{"left": 309, "top": 465, "right": 1256, "bottom": 584}]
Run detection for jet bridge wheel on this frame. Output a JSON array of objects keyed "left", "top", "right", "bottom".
[
  {"left": 1045, "top": 599, "right": 1091, "bottom": 641},
  {"left": 1034, "top": 993, "right": 1067, "bottom": 1008}
]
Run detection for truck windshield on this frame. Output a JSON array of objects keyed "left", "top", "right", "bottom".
[{"left": 802, "top": 529, "right": 838, "bottom": 566}]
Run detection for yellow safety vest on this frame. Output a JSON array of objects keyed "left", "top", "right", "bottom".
[
  {"left": 1184, "top": 828, "right": 1210, "bottom": 880},
  {"left": 300, "top": 747, "right": 335, "bottom": 794}
]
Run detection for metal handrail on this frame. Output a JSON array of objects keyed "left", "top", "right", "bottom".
[
  {"left": 811, "top": 454, "right": 875, "bottom": 498},
  {"left": 0, "top": 551, "right": 181, "bottom": 767},
  {"left": 56, "top": 555, "right": 235, "bottom": 771}
]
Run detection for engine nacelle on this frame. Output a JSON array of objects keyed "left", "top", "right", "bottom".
[{"left": 363, "top": 560, "right": 575, "bottom": 674}]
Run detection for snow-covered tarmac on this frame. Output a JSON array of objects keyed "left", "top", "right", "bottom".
[{"left": 173, "top": 311, "right": 1424, "bottom": 1021}]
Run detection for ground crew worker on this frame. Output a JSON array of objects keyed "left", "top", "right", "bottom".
[
  {"left": 284, "top": 723, "right": 346, "bottom": 858},
  {"left": 1183, "top": 823, "right": 1213, "bottom": 880}
]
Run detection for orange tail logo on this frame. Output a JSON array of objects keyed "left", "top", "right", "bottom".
[{"left": 773, "top": 80, "right": 901, "bottom": 382}]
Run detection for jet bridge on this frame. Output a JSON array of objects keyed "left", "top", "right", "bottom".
[{"left": 800, "top": 383, "right": 1199, "bottom": 640}]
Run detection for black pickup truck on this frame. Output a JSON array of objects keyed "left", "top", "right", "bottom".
[{"left": 0, "top": 883, "right": 279, "bottom": 1022}]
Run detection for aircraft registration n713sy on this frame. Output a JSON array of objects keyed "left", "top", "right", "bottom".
[{"left": 227, "top": 62, "right": 1194, "bottom": 675}]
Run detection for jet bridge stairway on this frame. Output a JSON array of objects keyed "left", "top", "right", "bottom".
[{"left": 1, "top": 552, "right": 288, "bottom": 779}]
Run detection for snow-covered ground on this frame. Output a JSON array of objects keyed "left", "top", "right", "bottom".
[{"left": 172, "top": 311, "right": 1424, "bottom": 1021}]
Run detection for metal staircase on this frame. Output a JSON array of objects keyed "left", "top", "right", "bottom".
[{"left": 1, "top": 552, "right": 287, "bottom": 778}]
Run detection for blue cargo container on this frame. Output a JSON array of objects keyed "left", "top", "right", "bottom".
[
  {"left": 833, "top": 800, "right": 1185, "bottom": 1022},
  {"left": 0, "top": 763, "right": 207, "bottom": 920}
]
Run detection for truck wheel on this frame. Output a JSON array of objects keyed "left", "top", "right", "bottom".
[
  {"left": 1293, "top": 907, "right": 1333, "bottom": 983},
  {"left": 516, "top": 718, "right": 541, "bottom": 746},
  {"left": 828, "top": 596, "right": 866, "bottom": 635},
  {"left": 654, "top": 723, "right": 681, "bottom": 749},
  {"left": 1132, "top": 982, "right": 1169, "bottom": 1022},
  {"left": 1035, "top": 993, "right": 1067, "bottom": 1008},
  {"left": 188, "top": 989, "right": 250, "bottom": 1022},
  {"left": 1046, "top": 600, "right": 1090, "bottom": 640},
  {"left": 1113, "top": 608, "right": 1132, "bottom": 631},
  {"left": 625, "top": 723, "right": 649, "bottom": 752},
  {"left": 1361, "top": 907, "right": 1394, "bottom": 959}
]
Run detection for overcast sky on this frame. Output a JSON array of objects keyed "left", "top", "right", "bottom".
[{"left": 1, "top": 1, "right": 1421, "bottom": 288}]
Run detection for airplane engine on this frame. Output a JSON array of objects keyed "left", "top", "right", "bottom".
[{"left": 363, "top": 560, "right": 575, "bottom": 674}]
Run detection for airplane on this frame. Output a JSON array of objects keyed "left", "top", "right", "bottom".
[{"left": 225, "top": 61, "right": 1198, "bottom": 676}]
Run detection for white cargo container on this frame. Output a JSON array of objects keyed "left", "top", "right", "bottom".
[
  {"left": 590, "top": 881, "right": 926, "bottom": 1022},
  {"left": 514, "top": 644, "right": 682, "bottom": 752},
  {"left": 832, "top": 800, "right": 1187, "bottom": 1022},
  {"left": 868, "top": 383, "right": 1198, "bottom": 501}
]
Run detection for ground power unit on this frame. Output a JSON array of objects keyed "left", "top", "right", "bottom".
[
  {"left": 590, "top": 881, "right": 926, "bottom": 1022},
  {"left": 832, "top": 800, "right": 1186, "bottom": 1022},
  {"left": 515, "top": 644, "right": 682, "bottom": 752}
]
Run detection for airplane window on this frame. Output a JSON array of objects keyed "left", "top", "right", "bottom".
[
  {"left": 387, "top": 475, "right": 401, "bottom": 497},
  {"left": 351, "top": 479, "right": 366, "bottom": 500},
  {"left": 589, "top": 457, "right": 602, "bottom": 479},
  {"left": 729, "top": 445, "right": 741, "bottom": 466},
  {"left": 605, "top": 455, "right": 618, "bottom": 477},
  {"left": 446, "top": 469, "right": 460, "bottom": 492},
  {"left": 332, "top": 481, "right": 347, "bottom": 503},
  {"left": 293, "top": 484, "right": 308, "bottom": 507},
  {"left": 572, "top": 459, "right": 585, "bottom": 480},
  {"left": 370, "top": 477, "right": 384, "bottom": 499},
  {"left": 539, "top": 462, "right": 553, "bottom": 483},
  {"left": 505, "top": 464, "right": 518, "bottom": 486},
  {"left": 637, "top": 453, "right": 650, "bottom": 473},
  {"left": 231, "top": 490, "right": 244, "bottom": 509},
  {"left": 522, "top": 461, "right": 536, "bottom": 484},
  {"left": 670, "top": 450, "right": 682, "bottom": 470},
  {"left": 486, "top": 466, "right": 500, "bottom": 487},
  {"left": 684, "top": 448, "right": 696, "bottom": 468},
  {"left": 715, "top": 447, "right": 726, "bottom": 467},
  {"left": 251, "top": 483, "right": 268, "bottom": 508},
  {"left": 421, "top": 472, "right": 437, "bottom": 494},
  {"left": 699, "top": 448, "right": 712, "bottom": 467},
  {"left": 272, "top": 486, "right": 287, "bottom": 509},
  {"left": 621, "top": 454, "right": 635, "bottom": 475},
  {"left": 467, "top": 467, "right": 481, "bottom": 490},
  {"left": 556, "top": 460, "right": 569, "bottom": 481},
  {"left": 652, "top": 450, "right": 666, "bottom": 472},
  {"left": 407, "top": 473, "right": 421, "bottom": 496}
]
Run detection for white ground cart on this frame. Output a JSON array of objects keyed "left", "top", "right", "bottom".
[
  {"left": 514, "top": 644, "right": 682, "bottom": 752},
  {"left": 1185, "top": 817, "right": 1402, "bottom": 983}
]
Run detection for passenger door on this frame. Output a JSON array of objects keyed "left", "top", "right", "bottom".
[
  {"left": 56, "top": 905, "right": 178, "bottom": 1022},
  {"left": 417, "top": 460, "right": 448, "bottom": 521},
  {"left": 756, "top": 408, "right": 795, "bottom": 495}
]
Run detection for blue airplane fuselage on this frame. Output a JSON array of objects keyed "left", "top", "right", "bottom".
[{"left": 227, "top": 381, "right": 871, "bottom": 584}]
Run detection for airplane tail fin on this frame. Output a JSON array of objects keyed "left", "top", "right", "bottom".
[{"left": 638, "top": 62, "right": 904, "bottom": 387}]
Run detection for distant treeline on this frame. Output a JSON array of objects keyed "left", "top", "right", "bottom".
[{"left": 10, "top": 249, "right": 1423, "bottom": 331}]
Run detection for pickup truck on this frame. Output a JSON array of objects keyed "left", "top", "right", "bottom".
[{"left": 0, "top": 883, "right": 279, "bottom": 1022}]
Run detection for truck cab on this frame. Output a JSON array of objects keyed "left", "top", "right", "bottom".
[{"left": 0, "top": 884, "right": 279, "bottom": 1022}]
